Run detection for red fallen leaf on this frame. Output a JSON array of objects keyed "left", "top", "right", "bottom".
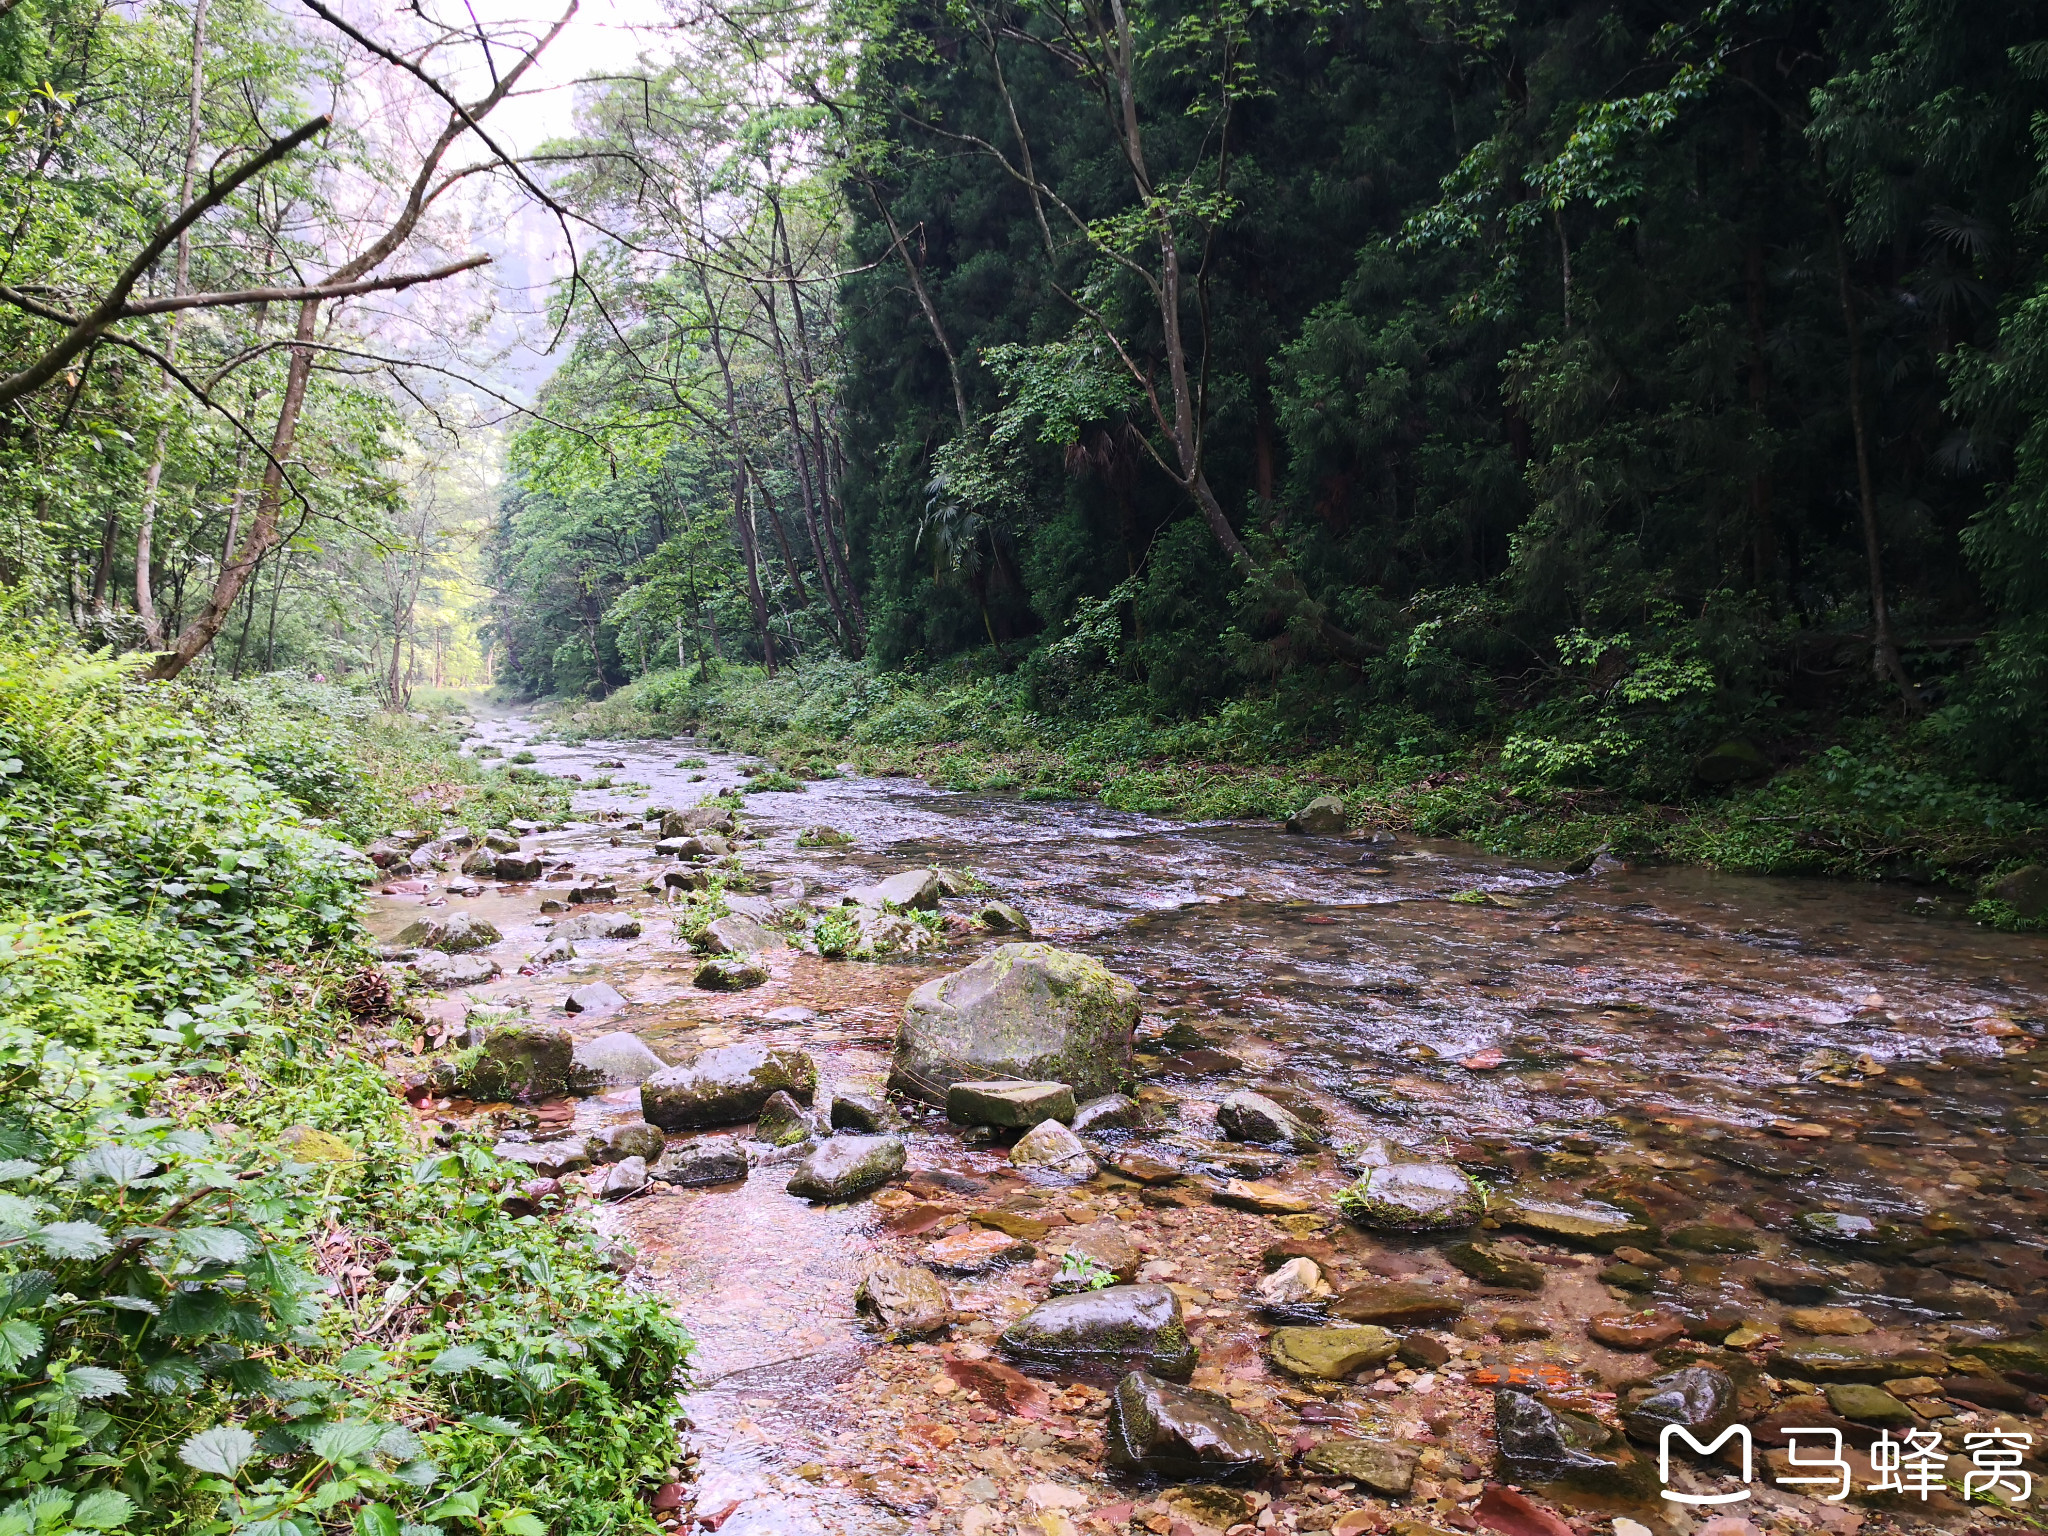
[
  {"left": 884, "top": 1202, "right": 957, "bottom": 1235},
  {"left": 1460, "top": 1048, "right": 1508, "bottom": 1070},
  {"left": 1475, "top": 1487, "right": 1573, "bottom": 1536},
  {"left": 943, "top": 1357, "right": 1049, "bottom": 1418}
]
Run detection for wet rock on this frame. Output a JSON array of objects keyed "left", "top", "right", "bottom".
[
  {"left": 493, "top": 854, "right": 543, "bottom": 881},
  {"left": 855, "top": 1258, "right": 951, "bottom": 1340},
  {"left": 593, "top": 1121, "right": 666, "bottom": 1163},
  {"left": 928, "top": 1229, "right": 1036, "bottom": 1273},
  {"left": 1665, "top": 1223, "right": 1759, "bottom": 1254},
  {"left": 891, "top": 942, "right": 1140, "bottom": 1104},
  {"left": 399, "top": 910, "right": 502, "bottom": 953},
  {"left": 1694, "top": 738, "right": 1772, "bottom": 785},
  {"left": 642, "top": 1043, "right": 818, "bottom": 1129},
  {"left": 492, "top": 1137, "right": 592, "bottom": 1177},
  {"left": 460, "top": 847, "right": 496, "bottom": 877},
  {"left": 1000, "top": 1285, "right": 1197, "bottom": 1382},
  {"left": 1105, "top": 1370, "right": 1280, "bottom": 1481},
  {"left": 1494, "top": 1198, "right": 1657, "bottom": 1253},
  {"left": 1335, "top": 1162, "right": 1486, "bottom": 1232},
  {"left": 1621, "top": 1366, "right": 1738, "bottom": 1445},
  {"left": 1749, "top": 1263, "right": 1834, "bottom": 1304},
  {"left": 1256, "top": 1257, "right": 1332, "bottom": 1312},
  {"left": 1494, "top": 1312, "right": 1552, "bottom": 1341},
  {"left": 829, "top": 1090, "right": 892, "bottom": 1133},
  {"left": 1160, "top": 1489, "right": 1252, "bottom": 1530},
  {"left": 845, "top": 869, "right": 942, "bottom": 911},
  {"left": 1059, "top": 1223, "right": 1141, "bottom": 1284},
  {"left": 1210, "top": 1178, "right": 1313, "bottom": 1215},
  {"left": 661, "top": 805, "right": 735, "bottom": 838},
  {"left": 530, "top": 935, "right": 576, "bottom": 965},
  {"left": 599, "top": 1155, "right": 648, "bottom": 1199},
  {"left": 1495, "top": 1389, "right": 1655, "bottom": 1497},
  {"left": 1285, "top": 795, "right": 1347, "bottom": 836},
  {"left": 1215, "top": 1090, "right": 1319, "bottom": 1151},
  {"left": 754, "top": 1089, "right": 813, "bottom": 1147},
  {"left": 367, "top": 837, "right": 411, "bottom": 868},
  {"left": 455, "top": 1023, "right": 573, "bottom": 1101},
  {"left": 1588, "top": 1312, "right": 1687, "bottom": 1350},
  {"left": 1331, "top": 1280, "right": 1463, "bottom": 1327},
  {"left": 1268, "top": 1325, "right": 1400, "bottom": 1379},
  {"left": 1443, "top": 1241, "right": 1544, "bottom": 1291},
  {"left": 1787, "top": 1306, "right": 1875, "bottom": 1336},
  {"left": 1768, "top": 1341, "right": 1948, "bottom": 1383},
  {"left": 1795, "top": 1211, "right": 1906, "bottom": 1252},
  {"left": 1301, "top": 1438, "right": 1420, "bottom": 1495},
  {"left": 1111, "top": 1151, "right": 1183, "bottom": 1185},
  {"left": 694, "top": 955, "right": 768, "bottom": 990},
  {"left": 1010, "top": 1118, "right": 1097, "bottom": 1179},
  {"left": 650, "top": 1136, "right": 747, "bottom": 1186},
  {"left": 1399, "top": 1334, "right": 1452, "bottom": 1369},
  {"left": 1988, "top": 864, "right": 2048, "bottom": 919},
  {"left": 1600, "top": 1262, "right": 1655, "bottom": 1293},
  {"left": 568, "top": 884, "right": 617, "bottom": 904},
  {"left": 555, "top": 912, "right": 641, "bottom": 941},
  {"left": 977, "top": 901, "right": 1031, "bottom": 934},
  {"left": 1824, "top": 1383, "right": 1913, "bottom": 1428},
  {"left": 568, "top": 1031, "right": 668, "bottom": 1092},
  {"left": 947, "top": 1079, "right": 1076, "bottom": 1128},
  {"left": 564, "top": 981, "right": 627, "bottom": 1016},
  {"left": 411, "top": 950, "right": 501, "bottom": 988},
  {"left": 796, "top": 825, "right": 853, "bottom": 847},
  {"left": 702, "top": 913, "right": 784, "bottom": 955},
  {"left": 786, "top": 1134, "right": 905, "bottom": 1202},
  {"left": 1071, "top": 1093, "right": 1143, "bottom": 1135},
  {"left": 483, "top": 828, "right": 520, "bottom": 853},
  {"left": 1972, "top": 1332, "right": 2048, "bottom": 1377}
]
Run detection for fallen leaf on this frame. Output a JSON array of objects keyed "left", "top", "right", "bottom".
[
  {"left": 1474, "top": 1486, "right": 1573, "bottom": 1536},
  {"left": 1333, "top": 1513, "right": 1377, "bottom": 1536}
]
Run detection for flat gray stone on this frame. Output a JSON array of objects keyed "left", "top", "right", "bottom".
[
  {"left": 786, "top": 1134, "right": 905, "bottom": 1201},
  {"left": 651, "top": 1136, "right": 746, "bottom": 1186},
  {"left": 642, "top": 1043, "right": 818, "bottom": 1129},
  {"left": 565, "top": 981, "right": 627, "bottom": 1016},
  {"left": 844, "top": 869, "right": 942, "bottom": 911},
  {"left": 1011, "top": 1118, "right": 1096, "bottom": 1179},
  {"left": 593, "top": 1121, "right": 666, "bottom": 1162},
  {"left": 556, "top": 912, "right": 641, "bottom": 941},
  {"left": 947, "top": 1079, "right": 1075, "bottom": 1128}
]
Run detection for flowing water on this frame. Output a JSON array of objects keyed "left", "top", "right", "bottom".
[{"left": 368, "top": 711, "right": 2048, "bottom": 1535}]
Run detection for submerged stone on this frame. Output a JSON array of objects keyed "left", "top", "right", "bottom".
[
  {"left": 1495, "top": 1389, "right": 1656, "bottom": 1498},
  {"left": 1215, "top": 1090, "right": 1319, "bottom": 1151},
  {"left": 1768, "top": 1341, "right": 1949, "bottom": 1382},
  {"left": 1268, "top": 1325, "right": 1400, "bottom": 1379},
  {"left": 1493, "top": 1198, "right": 1657, "bottom": 1252},
  {"left": 1301, "top": 1438, "right": 1420, "bottom": 1495},
  {"left": 891, "top": 942, "right": 1139, "bottom": 1104},
  {"left": 1331, "top": 1280, "right": 1464, "bottom": 1327},
  {"left": 855, "top": 1258, "right": 951, "bottom": 1340},
  {"left": 786, "top": 1134, "right": 904, "bottom": 1201},
  {"left": 999, "top": 1284, "right": 1197, "bottom": 1382},
  {"left": 1621, "top": 1366, "right": 1738, "bottom": 1445},
  {"left": 568, "top": 1031, "right": 668, "bottom": 1092},
  {"left": 947, "top": 1079, "right": 1075, "bottom": 1128},
  {"left": 1335, "top": 1162, "right": 1486, "bottom": 1231},
  {"left": 1104, "top": 1371, "right": 1280, "bottom": 1481},
  {"left": 1443, "top": 1240, "right": 1544, "bottom": 1291},
  {"left": 1825, "top": 1383, "right": 1914, "bottom": 1428}
]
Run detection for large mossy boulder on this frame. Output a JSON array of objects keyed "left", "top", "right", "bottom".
[
  {"left": 568, "top": 1031, "right": 668, "bottom": 1092},
  {"left": 890, "top": 943, "right": 1139, "bottom": 1104},
  {"left": 786, "top": 1134, "right": 904, "bottom": 1201},
  {"left": 1284, "top": 795, "right": 1347, "bottom": 836},
  {"left": 399, "top": 909, "right": 500, "bottom": 954},
  {"left": 1104, "top": 1371, "right": 1281, "bottom": 1481},
  {"left": 1334, "top": 1162, "right": 1485, "bottom": 1232},
  {"left": 641, "top": 1043, "right": 817, "bottom": 1129},
  {"left": 998, "top": 1284, "right": 1196, "bottom": 1382},
  {"left": 845, "top": 869, "right": 942, "bottom": 911},
  {"left": 453, "top": 1023, "right": 573, "bottom": 1102}
]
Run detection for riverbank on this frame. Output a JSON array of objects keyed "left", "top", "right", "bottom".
[
  {"left": 533, "top": 660, "right": 2048, "bottom": 928},
  {"left": 0, "top": 640, "right": 685, "bottom": 1535}
]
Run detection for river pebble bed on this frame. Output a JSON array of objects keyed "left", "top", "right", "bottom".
[{"left": 367, "top": 710, "right": 2048, "bottom": 1536}]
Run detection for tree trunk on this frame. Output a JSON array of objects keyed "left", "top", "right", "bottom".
[{"left": 693, "top": 259, "right": 776, "bottom": 674}]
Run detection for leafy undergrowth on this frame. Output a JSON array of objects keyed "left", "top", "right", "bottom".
[
  {"left": 0, "top": 625, "right": 684, "bottom": 1536},
  {"left": 550, "top": 658, "right": 2047, "bottom": 918}
]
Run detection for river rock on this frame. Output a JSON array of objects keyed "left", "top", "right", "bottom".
[
  {"left": 1494, "top": 1197, "right": 1657, "bottom": 1252},
  {"left": 1071, "top": 1093, "right": 1143, "bottom": 1134},
  {"left": 892, "top": 942, "right": 1140, "bottom": 1104},
  {"left": 1268, "top": 1325, "right": 1400, "bottom": 1379},
  {"left": 928, "top": 1229, "right": 1036, "bottom": 1272},
  {"left": 845, "top": 869, "right": 942, "bottom": 911},
  {"left": 1256, "top": 1257, "right": 1331, "bottom": 1313},
  {"left": 399, "top": 910, "right": 501, "bottom": 954},
  {"left": 531, "top": 935, "right": 576, "bottom": 965},
  {"left": 411, "top": 950, "right": 501, "bottom": 988},
  {"left": 1331, "top": 1280, "right": 1464, "bottom": 1326},
  {"left": 593, "top": 1121, "right": 666, "bottom": 1163},
  {"left": 483, "top": 828, "right": 520, "bottom": 853},
  {"left": 494, "top": 854, "right": 543, "bottom": 881},
  {"left": 599, "top": 1156, "right": 648, "bottom": 1198},
  {"left": 754, "top": 1089, "right": 813, "bottom": 1146},
  {"left": 694, "top": 955, "right": 768, "bottom": 990},
  {"left": 947, "top": 1079, "right": 1075, "bottom": 1127},
  {"left": 1495, "top": 1389, "right": 1654, "bottom": 1497},
  {"left": 1972, "top": 1331, "right": 2048, "bottom": 1377},
  {"left": 1285, "top": 795, "right": 1347, "bottom": 836},
  {"left": 459, "top": 847, "right": 497, "bottom": 877},
  {"left": 1786, "top": 1306, "right": 1875, "bottom": 1336},
  {"left": 702, "top": 913, "right": 783, "bottom": 955},
  {"left": 1000, "top": 1284, "right": 1197, "bottom": 1381},
  {"left": 568, "top": 1031, "right": 668, "bottom": 1091},
  {"left": 556, "top": 912, "right": 642, "bottom": 941},
  {"left": 1335, "top": 1162, "right": 1485, "bottom": 1231},
  {"left": 661, "top": 806, "right": 735, "bottom": 838},
  {"left": 977, "top": 902, "right": 1031, "bottom": 935},
  {"left": 565, "top": 981, "right": 627, "bottom": 1016},
  {"left": 797, "top": 825, "right": 853, "bottom": 846},
  {"left": 1824, "top": 1383, "right": 1914, "bottom": 1427},
  {"left": 855, "top": 1258, "right": 951, "bottom": 1340},
  {"left": 1214, "top": 1090, "right": 1319, "bottom": 1151},
  {"left": 1621, "top": 1366, "right": 1738, "bottom": 1445},
  {"left": 786, "top": 1134, "right": 905, "bottom": 1201},
  {"left": 1589, "top": 1312, "right": 1687, "bottom": 1350},
  {"left": 650, "top": 1136, "right": 747, "bottom": 1186},
  {"left": 492, "top": 1136, "right": 591, "bottom": 1177},
  {"left": 1301, "top": 1438, "right": 1420, "bottom": 1495},
  {"left": 568, "top": 884, "right": 617, "bottom": 904},
  {"left": 1210, "top": 1179, "right": 1314, "bottom": 1215},
  {"left": 1769, "top": 1341, "right": 1948, "bottom": 1383},
  {"left": 455, "top": 1023, "right": 573, "bottom": 1101},
  {"left": 642, "top": 1043, "right": 817, "bottom": 1128},
  {"left": 1011, "top": 1118, "right": 1096, "bottom": 1178},
  {"left": 1443, "top": 1240, "right": 1545, "bottom": 1291},
  {"left": 1058, "top": 1223, "right": 1141, "bottom": 1285},
  {"left": 1104, "top": 1371, "right": 1280, "bottom": 1480}
]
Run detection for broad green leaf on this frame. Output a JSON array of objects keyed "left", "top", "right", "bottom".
[
  {"left": 424, "top": 1493, "right": 480, "bottom": 1520},
  {"left": 178, "top": 1424, "right": 258, "bottom": 1478},
  {"left": 70, "top": 1490, "right": 134, "bottom": 1530},
  {"left": 34, "top": 1221, "right": 111, "bottom": 1260},
  {"left": 60, "top": 1366, "right": 127, "bottom": 1400},
  {"left": 0, "top": 1161, "right": 40, "bottom": 1183},
  {"left": 460, "top": 1413, "right": 523, "bottom": 1437},
  {"left": 355, "top": 1507, "right": 400, "bottom": 1536},
  {"left": 0, "top": 1319, "right": 43, "bottom": 1369},
  {"left": 176, "top": 1226, "right": 258, "bottom": 1264},
  {"left": 497, "top": 1516, "right": 546, "bottom": 1536},
  {"left": 426, "top": 1344, "right": 491, "bottom": 1375},
  {"left": 309, "top": 1420, "right": 384, "bottom": 1465},
  {"left": 72, "top": 1146, "right": 158, "bottom": 1186},
  {"left": 392, "top": 1459, "right": 441, "bottom": 1490},
  {"left": 0, "top": 1270, "right": 52, "bottom": 1317}
]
